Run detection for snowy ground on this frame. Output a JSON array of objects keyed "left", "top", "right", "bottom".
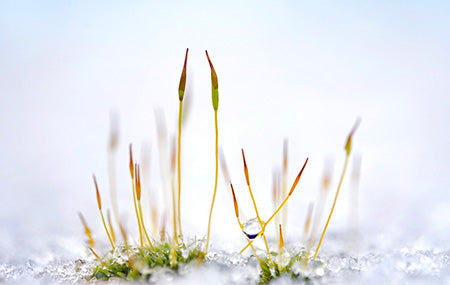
[{"left": 1, "top": 223, "right": 449, "bottom": 284}]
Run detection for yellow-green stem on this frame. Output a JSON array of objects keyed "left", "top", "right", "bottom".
[
  {"left": 236, "top": 217, "right": 263, "bottom": 263},
  {"left": 239, "top": 156, "right": 308, "bottom": 254},
  {"left": 171, "top": 170, "right": 179, "bottom": 245},
  {"left": 313, "top": 154, "right": 350, "bottom": 259},
  {"left": 247, "top": 183, "right": 273, "bottom": 263},
  {"left": 132, "top": 178, "right": 143, "bottom": 247},
  {"left": 90, "top": 248, "right": 100, "bottom": 259},
  {"left": 138, "top": 200, "right": 154, "bottom": 250},
  {"left": 100, "top": 210, "right": 115, "bottom": 250},
  {"left": 281, "top": 140, "right": 288, "bottom": 234},
  {"left": 205, "top": 110, "right": 218, "bottom": 254},
  {"left": 107, "top": 209, "right": 116, "bottom": 243},
  {"left": 177, "top": 101, "right": 183, "bottom": 238}
]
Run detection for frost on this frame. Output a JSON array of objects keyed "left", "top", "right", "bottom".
[{"left": 1, "top": 233, "right": 450, "bottom": 284}]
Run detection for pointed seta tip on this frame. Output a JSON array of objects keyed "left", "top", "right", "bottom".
[
  {"left": 178, "top": 48, "right": 189, "bottom": 101},
  {"left": 345, "top": 118, "right": 361, "bottom": 155},
  {"left": 89, "top": 248, "right": 100, "bottom": 259},
  {"left": 289, "top": 157, "right": 309, "bottom": 195},
  {"left": 305, "top": 202, "right": 314, "bottom": 230},
  {"left": 205, "top": 50, "right": 219, "bottom": 110},
  {"left": 283, "top": 139, "right": 288, "bottom": 169},
  {"left": 279, "top": 224, "right": 285, "bottom": 248},
  {"left": 170, "top": 137, "right": 176, "bottom": 171},
  {"left": 205, "top": 50, "right": 218, "bottom": 88},
  {"left": 78, "top": 212, "right": 87, "bottom": 226},
  {"left": 109, "top": 111, "right": 119, "bottom": 150},
  {"left": 135, "top": 164, "right": 141, "bottom": 201},
  {"left": 230, "top": 183, "right": 239, "bottom": 218},
  {"left": 241, "top": 149, "right": 250, "bottom": 186},
  {"left": 184, "top": 48, "right": 189, "bottom": 67},
  {"left": 129, "top": 144, "right": 134, "bottom": 179},
  {"left": 272, "top": 171, "right": 278, "bottom": 203},
  {"left": 205, "top": 50, "right": 211, "bottom": 70},
  {"left": 93, "top": 175, "right": 101, "bottom": 210}
]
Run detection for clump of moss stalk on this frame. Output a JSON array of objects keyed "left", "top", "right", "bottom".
[{"left": 79, "top": 48, "right": 361, "bottom": 284}]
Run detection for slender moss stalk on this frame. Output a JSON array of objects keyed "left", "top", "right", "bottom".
[
  {"left": 177, "top": 48, "right": 189, "bottom": 238},
  {"left": 155, "top": 111, "right": 170, "bottom": 242},
  {"left": 272, "top": 171, "right": 280, "bottom": 244},
  {"left": 118, "top": 221, "right": 128, "bottom": 247},
  {"left": 90, "top": 248, "right": 100, "bottom": 259},
  {"left": 129, "top": 145, "right": 143, "bottom": 247},
  {"left": 78, "top": 212, "right": 95, "bottom": 247},
  {"left": 229, "top": 183, "right": 263, "bottom": 263},
  {"left": 205, "top": 50, "right": 219, "bottom": 254},
  {"left": 170, "top": 139, "right": 179, "bottom": 246},
  {"left": 241, "top": 149, "right": 273, "bottom": 262},
  {"left": 108, "top": 112, "right": 121, "bottom": 233},
  {"left": 107, "top": 209, "right": 116, "bottom": 244},
  {"left": 281, "top": 140, "right": 288, "bottom": 234},
  {"left": 313, "top": 119, "right": 361, "bottom": 259},
  {"left": 348, "top": 154, "right": 362, "bottom": 246},
  {"left": 240, "top": 158, "right": 308, "bottom": 254},
  {"left": 302, "top": 203, "right": 314, "bottom": 245},
  {"left": 135, "top": 164, "right": 154, "bottom": 250},
  {"left": 304, "top": 160, "right": 333, "bottom": 266},
  {"left": 219, "top": 149, "right": 262, "bottom": 261},
  {"left": 93, "top": 175, "right": 115, "bottom": 250}
]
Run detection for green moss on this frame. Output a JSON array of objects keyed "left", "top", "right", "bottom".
[
  {"left": 257, "top": 250, "right": 312, "bottom": 284},
  {"left": 91, "top": 241, "right": 205, "bottom": 281}
]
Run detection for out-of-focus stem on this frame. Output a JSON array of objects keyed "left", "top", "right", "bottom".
[{"left": 313, "top": 155, "right": 349, "bottom": 259}]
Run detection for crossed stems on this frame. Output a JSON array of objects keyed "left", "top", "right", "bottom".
[{"left": 236, "top": 155, "right": 309, "bottom": 256}]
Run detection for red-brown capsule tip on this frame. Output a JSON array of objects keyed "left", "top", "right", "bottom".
[
  {"left": 93, "top": 175, "right": 101, "bottom": 210},
  {"left": 272, "top": 172, "right": 278, "bottom": 204},
  {"left": 129, "top": 144, "right": 134, "bottom": 179},
  {"left": 205, "top": 50, "right": 218, "bottom": 90},
  {"left": 288, "top": 157, "right": 309, "bottom": 196},
  {"left": 170, "top": 138, "right": 176, "bottom": 172},
  {"left": 109, "top": 112, "right": 119, "bottom": 150},
  {"left": 136, "top": 164, "right": 141, "bottom": 201},
  {"left": 230, "top": 183, "right": 239, "bottom": 218},
  {"left": 89, "top": 247, "right": 100, "bottom": 259},
  {"left": 178, "top": 48, "right": 189, "bottom": 101},
  {"left": 279, "top": 224, "right": 285, "bottom": 248},
  {"left": 78, "top": 212, "right": 87, "bottom": 228},
  {"left": 241, "top": 149, "right": 250, "bottom": 186},
  {"left": 283, "top": 139, "right": 288, "bottom": 170},
  {"left": 345, "top": 118, "right": 361, "bottom": 155},
  {"left": 305, "top": 202, "right": 314, "bottom": 232}
]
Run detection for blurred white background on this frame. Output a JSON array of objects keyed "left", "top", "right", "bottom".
[{"left": 0, "top": 0, "right": 449, "bottom": 261}]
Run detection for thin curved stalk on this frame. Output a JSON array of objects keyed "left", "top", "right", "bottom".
[{"left": 205, "top": 110, "right": 219, "bottom": 253}]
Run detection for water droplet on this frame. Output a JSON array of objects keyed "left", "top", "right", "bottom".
[{"left": 243, "top": 218, "right": 262, "bottom": 240}]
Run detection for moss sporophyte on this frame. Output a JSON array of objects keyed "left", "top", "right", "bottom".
[{"left": 79, "top": 49, "right": 361, "bottom": 283}]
